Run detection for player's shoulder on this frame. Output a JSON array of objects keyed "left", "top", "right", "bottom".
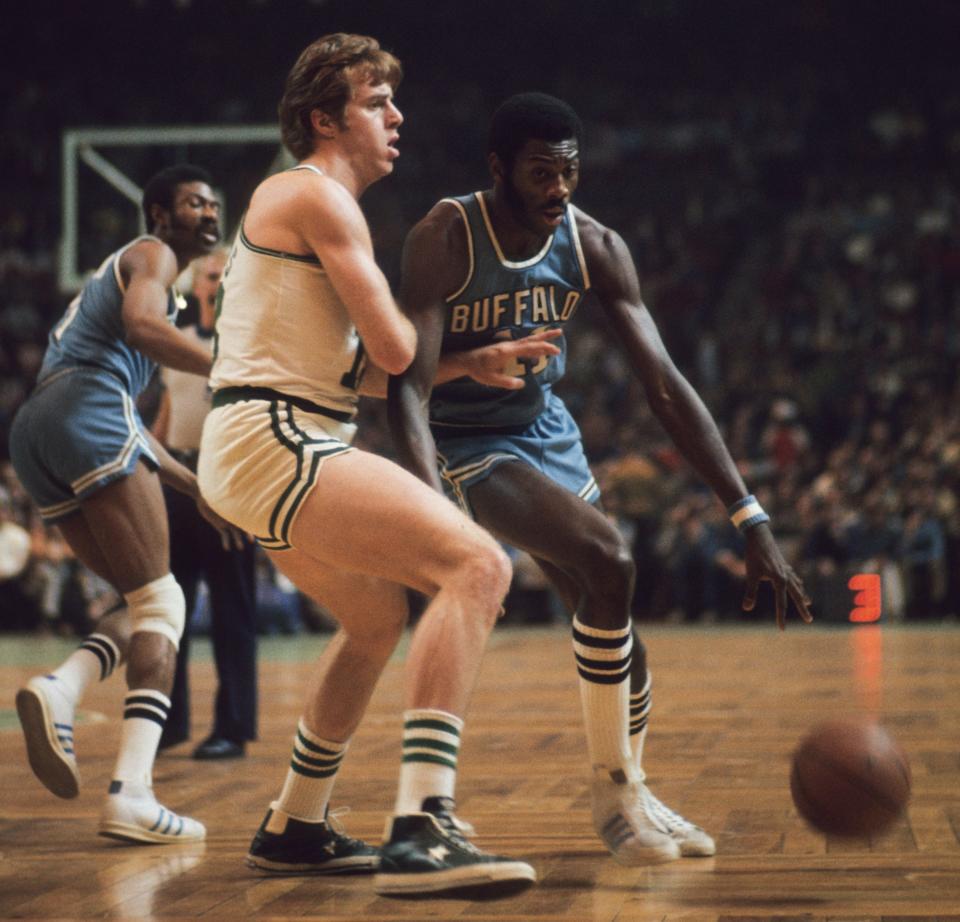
[
  {"left": 253, "top": 168, "right": 357, "bottom": 216},
  {"left": 569, "top": 205, "right": 627, "bottom": 260},
  {"left": 119, "top": 235, "right": 178, "bottom": 282},
  {"left": 407, "top": 197, "right": 469, "bottom": 251}
]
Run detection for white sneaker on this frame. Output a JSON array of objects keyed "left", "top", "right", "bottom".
[
  {"left": 98, "top": 782, "right": 206, "bottom": 844},
  {"left": 591, "top": 775, "right": 680, "bottom": 865},
  {"left": 15, "top": 675, "right": 79, "bottom": 799},
  {"left": 644, "top": 788, "right": 716, "bottom": 856}
]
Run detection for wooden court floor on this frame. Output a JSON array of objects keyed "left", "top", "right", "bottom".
[{"left": 1, "top": 623, "right": 959, "bottom": 921}]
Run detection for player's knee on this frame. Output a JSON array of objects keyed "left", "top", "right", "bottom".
[
  {"left": 124, "top": 573, "right": 185, "bottom": 650},
  {"left": 457, "top": 538, "right": 512, "bottom": 611},
  {"left": 581, "top": 533, "right": 635, "bottom": 607}
]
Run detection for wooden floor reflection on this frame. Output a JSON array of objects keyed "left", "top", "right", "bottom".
[{"left": 1, "top": 624, "right": 959, "bottom": 920}]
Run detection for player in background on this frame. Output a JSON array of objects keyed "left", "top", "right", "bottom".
[
  {"left": 11, "top": 164, "right": 243, "bottom": 844},
  {"left": 198, "top": 35, "right": 558, "bottom": 898},
  {"left": 152, "top": 247, "right": 259, "bottom": 761},
  {"left": 388, "top": 92, "right": 814, "bottom": 866}
]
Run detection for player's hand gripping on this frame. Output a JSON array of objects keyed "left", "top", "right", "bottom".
[
  {"left": 196, "top": 495, "right": 250, "bottom": 551},
  {"left": 742, "top": 524, "right": 813, "bottom": 630},
  {"left": 459, "top": 329, "right": 563, "bottom": 389}
]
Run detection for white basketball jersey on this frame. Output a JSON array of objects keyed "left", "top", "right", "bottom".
[{"left": 210, "top": 174, "right": 364, "bottom": 418}]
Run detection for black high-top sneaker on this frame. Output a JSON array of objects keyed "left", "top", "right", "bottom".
[
  {"left": 246, "top": 803, "right": 379, "bottom": 874},
  {"left": 375, "top": 796, "right": 536, "bottom": 899}
]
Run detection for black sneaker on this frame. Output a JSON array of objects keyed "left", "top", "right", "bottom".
[
  {"left": 246, "top": 803, "right": 379, "bottom": 874},
  {"left": 375, "top": 797, "right": 536, "bottom": 899}
]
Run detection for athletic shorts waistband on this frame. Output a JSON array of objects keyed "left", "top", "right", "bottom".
[{"left": 211, "top": 386, "right": 355, "bottom": 423}]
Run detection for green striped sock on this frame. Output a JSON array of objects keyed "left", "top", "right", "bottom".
[
  {"left": 275, "top": 719, "right": 347, "bottom": 822},
  {"left": 395, "top": 709, "right": 463, "bottom": 815}
]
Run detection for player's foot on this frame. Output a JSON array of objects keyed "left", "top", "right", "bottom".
[
  {"left": 591, "top": 774, "right": 681, "bottom": 865},
  {"left": 375, "top": 796, "right": 536, "bottom": 899},
  {"left": 98, "top": 781, "right": 206, "bottom": 844},
  {"left": 643, "top": 788, "right": 716, "bottom": 856},
  {"left": 15, "top": 675, "right": 80, "bottom": 799},
  {"left": 246, "top": 803, "right": 379, "bottom": 874}
]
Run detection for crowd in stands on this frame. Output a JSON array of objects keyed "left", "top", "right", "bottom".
[{"left": 2, "top": 1, "right": 958, "bottom": 630}]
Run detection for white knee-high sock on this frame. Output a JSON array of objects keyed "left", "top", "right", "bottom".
[
  {"left": 573, "top": 616, "right": 635, "bottom": 782},
  {"left": 629, "top": 671, "right": 652, "bottom": 781},
  {"left": 51, "top": 633, "right": 122, "bottom": 701},
  {"left": 112, "top": 689, "right": 170, "bottom": 789}
]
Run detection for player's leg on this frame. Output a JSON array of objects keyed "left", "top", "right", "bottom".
[
  {"left": 281, "top": 450, "right": 535, "bottom": 896},
  {"left": 535, "top": 555, "right": 652, "bottom": 765},
  {"left": 69, "top": 462, "right": 203, "bottom": 843},
  {"left": 468, "top": 461, "right": 681, "bottom": 863},
  {"left": 198, "top": 537, "right": 257, "bottom": 757},
  {"left": 245, "top": 554, "right": 405, "bottom": 874},
  {"left": 15, "top": 513, "right": 128, "bottom": 798},
  {"left": 159, "top": 486, "right": 203, "bottom": 751}
]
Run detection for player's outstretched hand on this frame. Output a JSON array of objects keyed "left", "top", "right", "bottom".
[
  {"left": 742, "top": 524, "right": 813, "bottom": 631},
  {"left": 197, "top": 495, "right": 250, "bottom": 551},
  {"left": 460, "top": 328, "right": 562, "bottom": 389}
]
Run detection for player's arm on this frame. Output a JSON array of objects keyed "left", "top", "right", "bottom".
[
  {"left": 119, "top": 241, "right": 213, "bottom": 376},
  {"left": 297, "top": 178, "right": 416, "bottom": 375},
  {"left": 358, "top": 328, "right": 561, "bottom": 397},
  {"left": 386, "top": 205, "right": 465, "bottom": 492},
  {"left": 141, "top": 428, "right": 246, "bottom": 550},
  {"left": 150, "top": 386, "right": 171, "bottom": 443},
  {"left": 581, "top": 215, "right": 812, "bottom": 629}
]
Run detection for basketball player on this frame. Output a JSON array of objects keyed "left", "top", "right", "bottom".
[
  {"left": 10, "top": 164, "right": 242, "bottom": 843},
  {"left": 152, "top": 247, "right": 259, "bottom": 761},
  {"left": 197, "top": 35, "right": 553, "bottom": 898},
  {"left": 388, "top": 93, "right": 814, "bottom": 866}
]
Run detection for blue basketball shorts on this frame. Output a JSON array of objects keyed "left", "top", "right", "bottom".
[
  {"left": 9, "top": 367, "right": 159, "bottom": 522},
  {"left": 434, "top": 393, "right": 600, "bottom": 517}
]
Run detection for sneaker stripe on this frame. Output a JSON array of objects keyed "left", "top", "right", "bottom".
[{"left": 150, "top": 808, "right": 166, "bottom": 832}]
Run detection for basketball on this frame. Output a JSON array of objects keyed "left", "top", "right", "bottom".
[{"left": 789, "top": 720, "right": 911, "bottom": 838}]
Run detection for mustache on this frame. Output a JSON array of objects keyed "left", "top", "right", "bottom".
[{"left": 544, "top": 200, "right": 566, "bottom": 210}]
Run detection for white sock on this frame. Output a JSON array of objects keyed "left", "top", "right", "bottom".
[
  {"left": 111, "top": 689, "right": 170, "bottom": 789},
  {"left": 51, "top": 633, "right": 121, "bottom": 701},
  {"left": 273, "top": 719, "right": 347, "bottom": 824},
  {"left": 395, "top": 709, "right": 463, "bottom": 815},
  {"left": 573, "top": 615, "right": 635, "bottom": 782},
  {"left": 629, "top": 672, "right": 652, "bottom": 781}
]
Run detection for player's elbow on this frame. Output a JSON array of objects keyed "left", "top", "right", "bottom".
[
  {"left": 372, "top": 344, "right": 415, "bottom": 377},
  {"left": 367, "top": 329, "right": 417, "bottom": 376}
]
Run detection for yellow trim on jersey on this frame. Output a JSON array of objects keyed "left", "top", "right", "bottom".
[
  {"left": 440, "top": 198, "right": 475, "bottom": 303},
  {"left": 111, "top": 235, "right": 164, "bottom": 295},
  {"left": 568, "top": 207, "right": 591, "bottom": 291}
]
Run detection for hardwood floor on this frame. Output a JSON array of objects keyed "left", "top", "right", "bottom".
[{"left": 1, "top": 623, "right": 958, "bottom": 920}]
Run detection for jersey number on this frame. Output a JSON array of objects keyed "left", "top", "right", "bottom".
[
  {"left": 340, "top": 341, "right": 368, "bottom": 391},
  {"left": 494, "top": 327, "right": 554, "bottom": 378}
]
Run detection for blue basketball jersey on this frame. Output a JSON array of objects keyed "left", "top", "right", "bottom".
[
  {"left": 39, "top": 236, "right": 180, "bottom": 398},
  {"left": 429, "top": 193, "right": 591, "bottom": 429}
]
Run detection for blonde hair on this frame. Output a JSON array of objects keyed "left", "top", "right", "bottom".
[{"left": 278, "top": 33, "right": 402, "bottom": 160}]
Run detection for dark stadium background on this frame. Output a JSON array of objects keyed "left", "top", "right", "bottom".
[{"left": 2, "top": 0, "right": 958, "bottom": 628}]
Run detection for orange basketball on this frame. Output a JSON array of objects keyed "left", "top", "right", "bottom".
[{"left": 790, "top": 719, "right": 911, "bottom": 838}]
